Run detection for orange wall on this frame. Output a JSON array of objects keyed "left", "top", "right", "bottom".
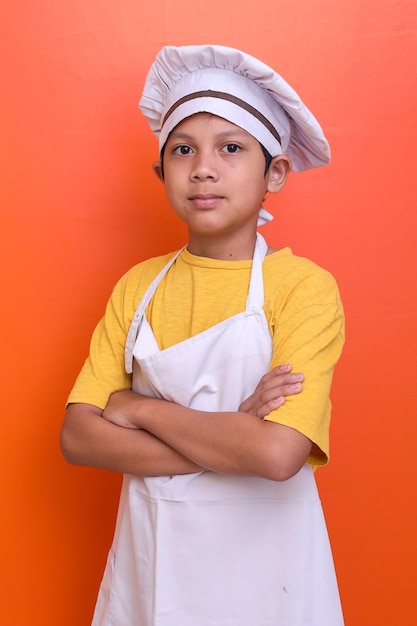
[{"left": 1, "top": 1, "right": 416, "bottom": 624}]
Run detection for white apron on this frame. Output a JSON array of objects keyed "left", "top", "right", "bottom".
[{"left": 92, "top": 234, "right": 344, "bottom": 626}]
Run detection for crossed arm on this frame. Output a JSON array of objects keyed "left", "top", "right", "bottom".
[{"left": 61, "top": 364, "right": 312, "bottom": 482}]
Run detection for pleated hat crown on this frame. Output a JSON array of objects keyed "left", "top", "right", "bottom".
[{"left": 139, "top": 44, "right": 330, "bottom": 172}]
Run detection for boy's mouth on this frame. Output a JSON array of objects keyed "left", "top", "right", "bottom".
[{"left": 188, "top": 194, "right": 224, "bottom": 209}]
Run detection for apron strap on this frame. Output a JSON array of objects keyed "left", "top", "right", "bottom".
[
  {"left": 245, "top": 233, "right": 268, "bottom": 311},
  {"left": 124, "top": 248, "right": 184, "bottom": 374}
]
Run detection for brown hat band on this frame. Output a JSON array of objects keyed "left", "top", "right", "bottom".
[{"left": 161, "top": 89, "right": 282, "bottom": 146}]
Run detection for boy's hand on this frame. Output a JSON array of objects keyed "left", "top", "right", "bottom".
[
  {"left": 102, "top": 389, "right": 145, "bottom": 429},
  {"left": 238, "top": 364, "right": 304, "bottom": 419}
]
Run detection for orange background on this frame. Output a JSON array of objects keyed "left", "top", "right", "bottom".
[{"left": 1, "top": 1, "right": 416, "bottom": 624}]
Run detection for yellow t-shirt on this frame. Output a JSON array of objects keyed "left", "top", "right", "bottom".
[{"left": 67, "top": 246, "right": 345, "bottom": 466}]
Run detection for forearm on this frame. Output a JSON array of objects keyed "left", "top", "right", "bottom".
[
  {"left": 133, "top": 396, "right": 312, "bottom": 481},
  {"left": 61, "top": 403, "right": 202, "bottom": 476}
]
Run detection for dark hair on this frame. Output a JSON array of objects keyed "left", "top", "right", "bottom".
[
  {"left": 259, "top": 143, "right": 274, "bottom": 175},
  {"left": 159, "top": 143, "right": 167, "bottom": 180},
  {"left": 158, "top": 141, "right": 273, "bottom": 180}
]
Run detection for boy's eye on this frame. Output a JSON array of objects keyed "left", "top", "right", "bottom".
[
  {"left": 173, "top": 145, "right": 193, "bottom": 155},
  {"left": 222, "top": 143, "right": 241, "bottom": 153}
]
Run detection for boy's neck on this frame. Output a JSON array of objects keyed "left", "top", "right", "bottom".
[{"left": 186, "top": 231, "right": 258, "bottom": 261}]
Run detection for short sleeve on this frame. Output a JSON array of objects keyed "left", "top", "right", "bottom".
[
  {"left": 66, "top": 272, "right": 134, "bottom": 409},
  {"left": 264, "top": 262, "right": 345, "bottom": 466}
]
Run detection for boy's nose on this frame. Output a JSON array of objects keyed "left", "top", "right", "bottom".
[{"left": 191, "top": 154, "right": 219, "bottom": 181}]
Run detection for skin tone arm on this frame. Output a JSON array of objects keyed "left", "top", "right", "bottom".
[
  {"left": 61, "top": 403, "right": 203, "bottom": 476},
  {"left": 61, "top": 365, "right": 309, "bottom": 480}
]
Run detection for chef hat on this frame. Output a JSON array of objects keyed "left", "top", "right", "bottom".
[{"left": 139, "top": 44, "right": 330, "bottom": 172}]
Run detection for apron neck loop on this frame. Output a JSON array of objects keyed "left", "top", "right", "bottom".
[
  {"left": 125, "top": 233, "right": 268, "bottom": 374},
  {"left": 245, "top": 233, "right": 268, "bottom": 311}
]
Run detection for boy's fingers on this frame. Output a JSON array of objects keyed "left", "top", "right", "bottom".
[
  {"left": 277, "top": 363, "right": 292, "bottom": 371},
  {"left": 260, "top": 374, "right": 304, "bottom": 396},
  {"left": 266, "top": 366, "right": 304, "bottom": 382},
  {"left": 256, "top": 396, "right": 285, "bottom": 419},
  {"left": 257, "top": 381, "right": 304, "bottom": 406}
]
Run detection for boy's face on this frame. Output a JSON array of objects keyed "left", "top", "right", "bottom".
[{"left": 153, "top": 113, "right": 290, "bottom": 256}]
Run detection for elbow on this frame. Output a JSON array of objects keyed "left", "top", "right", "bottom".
[
  {"left": 60, "top": 403, "right": 102, "bottom": 467},
  {"left": 258, "top": 434, "right": 312, "bottom": 482},
  {"left": 263, "top": 459, "right": 304, "bottom": 483},
  {"left": 60, "top": 409, "right": 88, "bottom": 466},
  {"left": 264, "top": 460, "right": 304, "bottom": 482},
  {"left": 60, "top": 424, "right": 79, "bottom": 465}
]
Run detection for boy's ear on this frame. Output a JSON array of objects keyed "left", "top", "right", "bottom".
[
  {"left": 266, "top": 155, "right": 292, "bottom": 194},
  {"left": 152, "top": 161, "right": 164, "bottom": 182}
]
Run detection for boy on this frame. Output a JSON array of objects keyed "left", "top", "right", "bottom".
[{"left": 61, "top": 45, "right": 345, "bottom": 625}]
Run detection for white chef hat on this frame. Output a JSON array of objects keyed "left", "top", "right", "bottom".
[{"left": 139, "top": 44, "right": 330, "bottom": 172}]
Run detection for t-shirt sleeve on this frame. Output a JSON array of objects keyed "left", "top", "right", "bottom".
[
  {"left": 66, "top": 272, "right": 134, "bottom": 410},
  {"left": 264, "top": 265, "right": 345, "bottom": 467}
]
